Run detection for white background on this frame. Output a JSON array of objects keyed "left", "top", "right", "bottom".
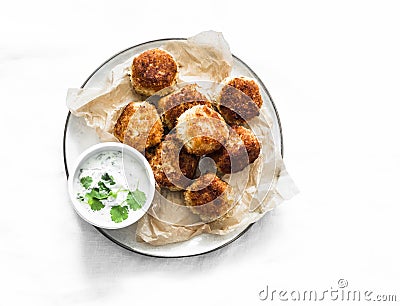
[{"left": 1, "top": 0, "right": 399, "bottom": 305}]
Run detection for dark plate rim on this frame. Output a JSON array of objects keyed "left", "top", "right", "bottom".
[{"left": 63, "top": 37, "right": 283, "bottom": 258}]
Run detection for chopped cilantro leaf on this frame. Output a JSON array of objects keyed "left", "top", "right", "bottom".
[
  {"left": 88, "top": 197, "right": 105, "bottom": 211},
  {"left": 109, "top": 191, "right": 118, "bottom": 199},
  {"left": 80, "top": 176, "right": 93, "bottom": 189},
  {"left": 101, "top": 173, "right": 115, "bottom": 185},
  {"left": 98, "top": 181, "right": 111, "bottom": 193},
  {"left": 110, "top": 205, "right": 129, "bottom": 223},
  {"left": 85, "top": 188, "right": 109, "bottom": 200},
  {"left": 126, "top": 189, "right": 146, "bottom": 211}
]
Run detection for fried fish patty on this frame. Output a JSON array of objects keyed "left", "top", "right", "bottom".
[
  {"left": 176, "top": 105, "right": 229, "bottom": 156},
  {"left": 130, "top": 49, "right": 178, "bottom": 96},
  {"left": 184, "top": 173, "right": 233, "bottom": 222},
  {"left": 209, "top": 125, "right": 261, "bottom": 174},
  {"left": 114, "top": 101, "right": 163, "bottom": 153},
  {"left": 158, "top": 84, "right": 212, "bottom": 130},
  {"left": 218, "top": 77, "right": 263, "bottom": 125},
  {"left": 147, "top": 133, "right": 199, "bottom": 191}
]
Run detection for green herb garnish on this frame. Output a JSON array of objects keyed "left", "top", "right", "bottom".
[
  {"left": 98, "top": 181, "right": 111, "bottom": 193},
  {"left": 87, "top": 197, "right": 105, "bottom": 211},
  {"left": 78, "top": 173, "right": 146, "bottom": 223},
  {"left": 110, "top": 205, "right": 129, "bottom": 223},
  {"left": 101, "top": 173, "right": 116, "bottom": 185},
  {"left": 80, "top": 176, "right": 93, "bottom": 189},
  {"left": 85, "top": 188, "right": 109, "bottom": 200},
  {"left": 127, "top": 189, "right": 146, "bottom": 210}
]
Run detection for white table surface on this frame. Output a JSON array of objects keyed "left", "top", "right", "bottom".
[{"left": 1, "top": 1, "right": 399, "bottom": 305}]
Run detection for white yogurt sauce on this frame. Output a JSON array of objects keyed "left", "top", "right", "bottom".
[{"left": 74, "top": 150, "right": 151, "bottom": 227}]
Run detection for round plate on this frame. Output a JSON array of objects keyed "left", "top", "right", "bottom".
[{"left": 63, "top": 38, "right": 283, "bottom": 258}]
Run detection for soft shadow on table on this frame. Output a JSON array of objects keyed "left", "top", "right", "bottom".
[{"left": 77, "top": 211, "right": 279, "bottom": 279}]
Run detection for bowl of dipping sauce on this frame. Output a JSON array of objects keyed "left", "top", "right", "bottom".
[{"left": 67, "top": 142, "right": 155, "bottom": 229}]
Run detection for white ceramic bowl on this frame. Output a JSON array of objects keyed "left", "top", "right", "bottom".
[{"left": 67, "top": 142, "right": 155, "bottom": 229}]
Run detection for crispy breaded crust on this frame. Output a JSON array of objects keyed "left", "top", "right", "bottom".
[
  {"left": 234, "top": 125, "right": 260, "bottom": 164},
  {"left": 218, "top": 77, "right": 263, "bottom": 125},
  {"left": 114, "top": 102, "right": 163, "bottom": 153},
  {"left": 158, "top": 84, "right": 212, "bottom": 130},
  {"left": 130, "top": 49, "right": 178, "bottom": 96},
  {"left": 184, "top": 173, "right": 232, "bottom": 222},
  {"left": 176, "top": 105, "right": 229, "bottom": 156},
  {"left": 209, "top": 125, "right": 261, "bottom": 174},
  {"left": 147, "top": 134, "right": 199, "bottom": 191}
]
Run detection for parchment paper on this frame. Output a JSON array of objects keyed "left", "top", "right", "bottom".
[{"left": 66, "top": 31, "right": 298, "bottom": 246}]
